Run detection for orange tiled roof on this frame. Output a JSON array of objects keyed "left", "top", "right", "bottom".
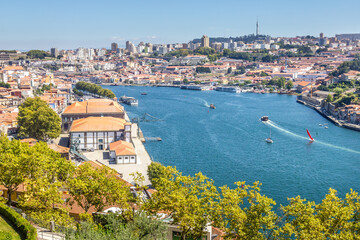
[
  {"left": 3, "top": 66, "right": 24, "bottom": 71},
  {"left": 63, "top": 99, "right": 124, "bottom": 115},
  {"left": 70, "top": 117, "right": 129, "bottom": 132},
  {"left": 109, "top": 140, "right": 136, "bottom": 156},
  {"left": 48, "top": 144, "right": 70, "bottom": 154}
]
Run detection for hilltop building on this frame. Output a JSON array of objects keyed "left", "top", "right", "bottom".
[{"left": 201, "top": 35, "right": 210, "bottom": 48}]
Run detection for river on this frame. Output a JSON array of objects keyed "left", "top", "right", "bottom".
[{"left": 103, "top": 85, "right": 360, "bottom": 206}]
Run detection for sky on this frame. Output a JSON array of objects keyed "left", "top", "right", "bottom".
[{"left": 1, "top": 0, "right": 360, "bottom": 50}]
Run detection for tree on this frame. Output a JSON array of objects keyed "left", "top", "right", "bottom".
[
  {"left": 286, "top": 80, "right": 294, "bottom": 90},
  {"left": 215, "top": 181, "right": 278, "bottom": 239},
  {"left": 326, "top": 94, "right": 333, "bottom": 103},
  {"left": 67, "top": 212, "right": 167, "bottom": 240},
  {"left": 68, "top": 162, "right": 132, "bottom": 214},
  {"left": 183, "top": 78, "right": 189, "bottom": 84},
  {"left": 145, "top": 167, "right": 219, "bottom": 240},
  {"left": 26, "top": 50, "right": 50, "bottom": 59},
  {"left": 227, "top": 67, "right": 232, "bottom": 74},
  {"left": 17, "top": 97, "right": 61, "bottom": 141},
  {"left": 277, "top": 77, "right": 286, "bottom": 89},
  {"left": 20, "top": 142, "right": 75, "bottom": 211},
  {"left": 277, "top": 189, "right": 360, "bottom": 239},
  {"left": 147, "top": 162, "right": 170, "bottom": 189},
  {"left": 0, "top": 136, "right": 32, "bottom": 206}
]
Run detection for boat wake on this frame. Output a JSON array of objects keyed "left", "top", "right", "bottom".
[
  {"left": 193, "top": 97, "right": 210, "bottom": 108},
  {"left": 265, "top": 120, "right": 360, "bottom": 154}
]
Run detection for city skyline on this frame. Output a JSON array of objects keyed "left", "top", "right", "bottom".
[{"left": 1, "top": 0, "right": 360, "bottom": 50}]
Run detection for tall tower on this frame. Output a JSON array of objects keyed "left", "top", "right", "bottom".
[
  {"left": 201, "top": 35, "right": 210, "bottom": 48},
  {"left": 256, "top": 17, "right": 259, "bottom": 36}
]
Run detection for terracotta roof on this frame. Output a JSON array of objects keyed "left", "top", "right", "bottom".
[
  {"left": 48, "top": 144, "right": 70, "bottom": 154},
  {"left": 70, "top": 117, "right": 128, "bottom": 132},
  {"left": 3, "top": 66, "right": 24, "bottom": 71},
  {"left": 63, "top": 99, "right": 124, "bottom": 115},
  {"left": 109, "top": 140, "right": 136, "bottom": 156},
  {"left": 297, "top": 81, "right": 311, "bottom": 87}
]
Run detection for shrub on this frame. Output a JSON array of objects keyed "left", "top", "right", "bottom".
[{"left": 0, "top": 203, "right": 37, "bottom": 240}]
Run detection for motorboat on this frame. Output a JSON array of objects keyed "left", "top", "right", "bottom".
[
  {"left": 141, "top": 92, "right": 147, "bottom": 95},
  {"left": 210, "top": 104, "right": 216, "bottom": 109},
  {"left": 261, "top": 116, "right": 269, "bottom": 121}
]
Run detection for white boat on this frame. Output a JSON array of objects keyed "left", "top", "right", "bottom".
[
  {"left": 119, "top": 96, "right": 138, "bottom": 106},
  {"left": 265, "top": 127, "right": 273, "bottom": 143},
  {"left": 324, "top": 126, "right": 328, "bottom": 129}
]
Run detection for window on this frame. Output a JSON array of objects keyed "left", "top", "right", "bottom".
[{"left": 99, "top": 139, "right": 103, "bottom": 143}]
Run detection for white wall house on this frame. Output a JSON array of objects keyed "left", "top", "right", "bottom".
[{"left": 69, "top": 117, "right": 131, "bottom": 151}]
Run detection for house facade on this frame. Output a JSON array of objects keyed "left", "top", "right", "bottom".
[{"left": 69, "top": 117, "right": 131, "bottom": 151}]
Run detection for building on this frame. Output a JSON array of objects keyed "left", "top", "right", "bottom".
[
  {"left": 69, "top": 116, "right": 131, "bottom": 151},
  {"left": 51, "top": 48, "right": 59, "bottom": 58},
  {"left": 61, "top": 99, "right": 125, "bottom": 132},
  {"left": 335, "top": 33, "right": 360, "bottom": 41},
  {"left": 201, "top": 35, "right": 210, "bottom": 48},
  {"left": 111, "top": 42, "right": 118, "bottom": 52},
  {"left": 109, "top": 140, "right": 137, "bottom": 164}
]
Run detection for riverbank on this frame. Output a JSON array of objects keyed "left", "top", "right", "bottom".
[{"left": 296, "top": 98, "right": 360, "bottom": 132}]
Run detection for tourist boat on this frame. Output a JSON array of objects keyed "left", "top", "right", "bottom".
[
  {"left": 210, "top": 104, "right": 216, "bottom": 109},
  {"left": 261, "top": 116, "right": 269, "bottom": 121},
  {"left": 215, "top": 86, "right": 241, "bottom": 93},
  {"left": 265, "top": 127, "right": 273, "bottom": 143},
  {"left": 306, "top": 129, "right": 315, "bottom": 141},
  {"left": 119, "top": 96, "right": 138, "bottom": 106}
]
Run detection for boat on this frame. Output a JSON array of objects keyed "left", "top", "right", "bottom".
[
  {"left": 265, "top": 127, "right": 273, "bottom": 143},
  {"left": 324, "top": 126, "right": 328, "bottom": 129},
  {"left": 319, "top": 124, "right": 323, "bottom": 126},
  {"left": 261, "top": 116, "right": 269, "bottom": 121},
  {"left": 119, "top": 96, "right": 138, "bottom": 106},
  {"left": 306, "top": 129, "right": 315, "bottom": 141},
  {"left": 141, "top": 92, "right": 147, "bottom": 95},
  {"left": 210, "top": 104, "right": 216, "bottom": 109},
  {"left": 215, "top": 86, "right": 241, "bottom": 93}
]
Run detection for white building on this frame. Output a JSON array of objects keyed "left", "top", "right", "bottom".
[{"left": 69, "top": 117, "right": 131, "bottom": 151}]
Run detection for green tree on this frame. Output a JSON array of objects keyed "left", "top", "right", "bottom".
[
  {"left": 67, "top": 212, "right": 167, "bottom": 240},
  {"left": 145, "top": 167, "right": 219, "bottom": 240},
  {"left": 277, "top": 189, "right": 360, "bottom": 239},
  {"left": 17, "top": 97, "right": 61, "bottom": 140},
  {"left": 215, "top": 181, "right": 278, "bottom": 239},
  {"left": 68, "top": 162, "right": 132, "bottom": 215},
  {"left": 0, "top": 136, "right": 32, "bottom": 206},
  {"left": 147, "top": 162, "right": 171, "bottom": 189},
  {"left": 277, "top": 77, "right": 286, "bottom": 89},
  {"left": 227, "top": 67, "right": 232, "bottom": 74},
  {"left": 20, "top": 142, "right": 75, "bottom": 211},
  {"left": 26, "top": 50, "right": 50, "bottom": 59},
  {"left": 326, "top": 94, "right": 333, "bottom": 103},
  {"left": 286, "top": 80, "right": 294, "bottom": 90},
  {"left": 183, "top": 78, "right": 189, "bottom": 84}
]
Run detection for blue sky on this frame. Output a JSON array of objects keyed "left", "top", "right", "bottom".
[{"left": 1, "top": 0, "right": 359, "bottom": 50}]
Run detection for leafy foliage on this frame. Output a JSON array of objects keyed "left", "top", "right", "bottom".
[
  {"left": 67, "top": 212, "right": 167, "bottom": 240},
  {"left": 26, "top": 50, "right": 50, "bottom": 59},
  {"left": 195, "top": 67, "right": 211, "bottom": 73},
  {"left": 75, "top": 81, "right": 116, "bottom": 98},
  {"left": 68, "top": 162, "right": 132, "bottom": 215},
  {"left": 0, "top": 202, "right": 37, "bottom": 240},
  {"left": 145, "top": 166, "right": 219, "bottom": 240},
  {"left": 17, "top": 97, "right": 61, "bottom": 140}
]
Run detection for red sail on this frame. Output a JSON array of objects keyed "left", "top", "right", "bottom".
[{"left": 306, "top": 129, "right": 314, "bottom": 141}]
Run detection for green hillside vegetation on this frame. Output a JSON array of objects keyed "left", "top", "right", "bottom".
[
  {"left": 1, "top": 134, "right": 360, "bottom": 239},
  {"left": 0, "top": 215, "right": 22, "bottom": 240}
]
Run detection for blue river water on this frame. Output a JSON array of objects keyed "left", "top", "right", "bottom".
[{"left": 103, "top": 85, "right": 360, "bottom": 206}]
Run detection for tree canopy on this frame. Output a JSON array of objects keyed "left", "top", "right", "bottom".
[
  {"left": 17, "top": 97, "right": 61, "bottom": 140},
  {"left": 26, "top": 50, "right": 50, "bottom": 59},
  {"left": 75, "top": 81, "right": 116, "bottom": 99}
]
